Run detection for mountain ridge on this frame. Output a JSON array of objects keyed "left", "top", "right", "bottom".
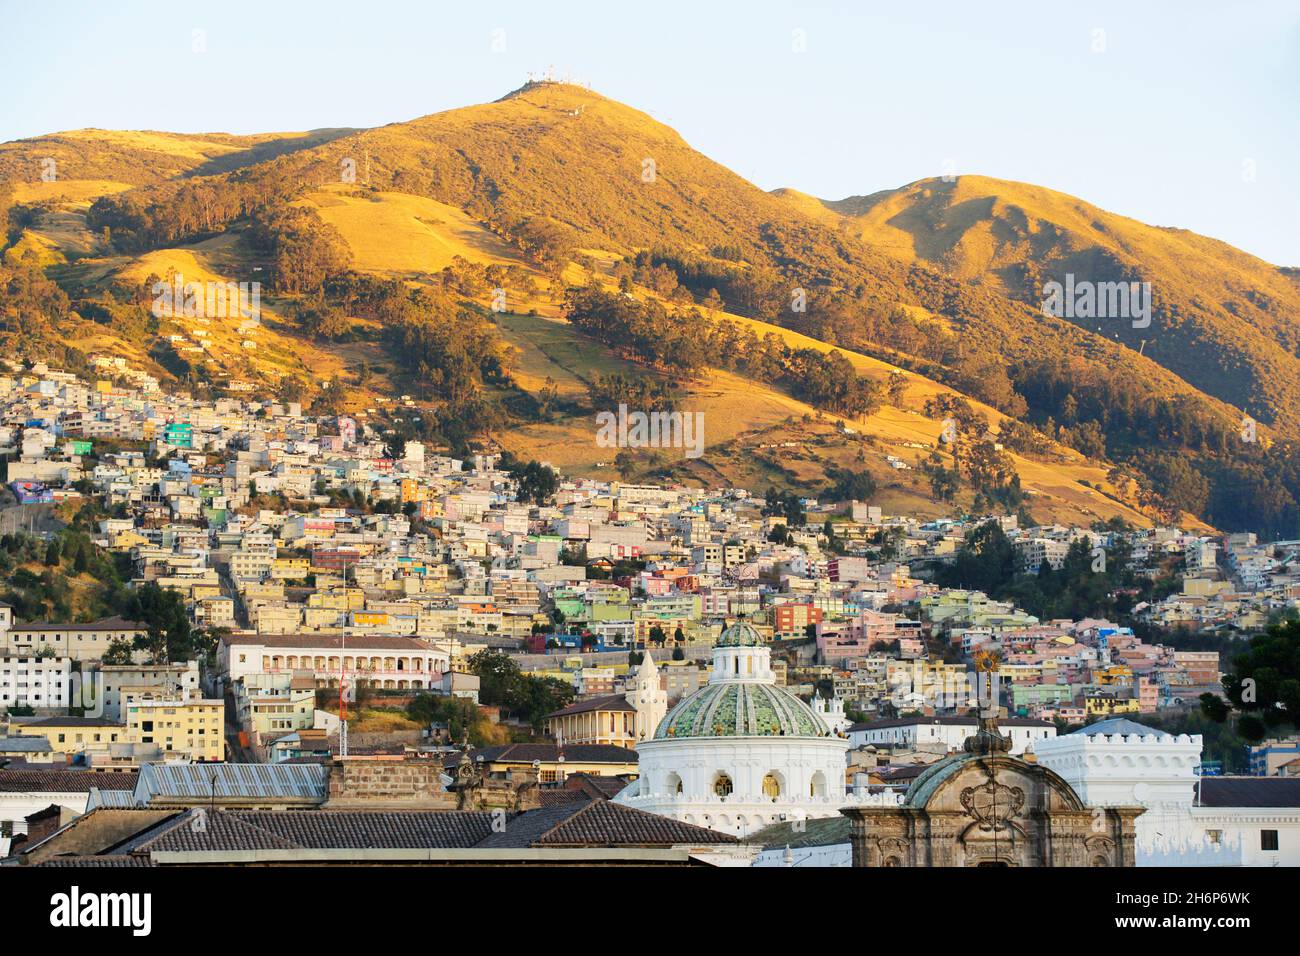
[{"left": 2, "top": 81, "right": 1297, "bottom": 536}]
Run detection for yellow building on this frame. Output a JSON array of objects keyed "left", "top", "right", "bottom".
[
  {"left": 472, "top": 742, "right": 640, "bottom": 784},
  {"left": 13, "top": 716, "right": 127, "bottom": 755},
  {"left": 123, "top": 691, "right": 225, "bottom": 761},
  {"left": 1092, "top": 664, "right": 1135, "bottom": 686},
  {"left": 308, "top": 588, "right": 366, "bottom": 611},
  {"left": 1084, "top": 694, "right": 1141, "bottom": 717},
  {"left": 271, "top": 556, "right": 312, "bottom": 580}
]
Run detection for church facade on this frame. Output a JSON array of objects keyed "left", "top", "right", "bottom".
[{"left": 842, "top": 712, "right": 1143, "bottom": 867}]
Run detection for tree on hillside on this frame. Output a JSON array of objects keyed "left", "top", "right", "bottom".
[
  {"left": 1201, "top": 619, "right": 1300, "bottom": 743},
  {"left": 945, "top": 520, "right": 1017, "bottom": 596}
]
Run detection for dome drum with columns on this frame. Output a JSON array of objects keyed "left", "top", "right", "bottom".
[{"left": 616, "top": 620, "right": 890, "bottom": 836}]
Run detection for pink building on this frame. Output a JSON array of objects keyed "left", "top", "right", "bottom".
[{"left": 816, "top": 610, "right": 904, "bottom": 664}]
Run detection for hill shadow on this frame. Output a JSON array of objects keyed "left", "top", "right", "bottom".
[{"left": 186, "top": 128, "right": 359, "bottom": 177}]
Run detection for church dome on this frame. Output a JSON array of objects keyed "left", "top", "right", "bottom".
[
  {"left": 656, "top": 681, "right": 830, "bottom": 739},
  {"left": 716, "top": 619, "right": 763, "bottom": 647}
]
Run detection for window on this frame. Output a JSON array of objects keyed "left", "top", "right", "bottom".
[
  {"left": 1206, "top": 829, "right": 1222, "bottom": 845},
  {"left": 713, "top": 773, "right": 733, "bottom": 797},
  {"left": 1262, "top": 830, "right": 1279, "bottom": 852},
  {"left": 762, "top": 773, "right": 782, "bottom": 800},
  {"left": 809, "top": 771, "right": 827, "bottom": 797}
]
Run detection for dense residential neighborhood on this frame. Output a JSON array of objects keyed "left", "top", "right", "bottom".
[{"left": 0, "top": 359, "right": 1295, "bottom": 870}]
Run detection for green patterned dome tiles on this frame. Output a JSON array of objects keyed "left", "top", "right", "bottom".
[
  {"left": 716, "top": 620, "right": 764, "bottom": 647},
  {"left": 656, "top": 682, "right": 829, "bottom": 739}
]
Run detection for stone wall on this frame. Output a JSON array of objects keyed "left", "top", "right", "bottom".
[{"left": 325, "top": 758, "right": 455, "bottom": 808}]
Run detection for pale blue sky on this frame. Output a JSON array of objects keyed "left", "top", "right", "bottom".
[{"left": 3, "top": 0, "right": 1297, "bottom": 264}]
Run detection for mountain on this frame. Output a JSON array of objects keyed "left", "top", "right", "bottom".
[
  {"left": 821, "top": 174, "right": 1300, "bottom": 433},
  {"left": 2, "top": 82, "right": 1297, "bottom": 536}
]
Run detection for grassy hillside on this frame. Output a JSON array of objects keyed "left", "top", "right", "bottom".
[
  {"left": 4, "top": 81, "right": 1297, "bottom": 535},
  {"left": 823, "top": 175, "right": 1300, "bottom": 432},
  {"left": 0, "top": 128, "right": 354, "bottom": 187},
  {"left": 492, "top": 311, "right": 1161, "bottom": 528}
]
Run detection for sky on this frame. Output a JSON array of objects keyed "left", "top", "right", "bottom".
[{"left": 3, "top": 0, "right": 1298, "bottom": 264}]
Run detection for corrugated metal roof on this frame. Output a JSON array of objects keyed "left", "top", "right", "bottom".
[
  {"left": 85, "top": 787, "right": 140, "bottom": 810},
  {"left": 134, "top": 763, "right": 329, "bottom": 803},
  {"left": 1071, "top": 718, "right": 1168, "bottom": 737}
]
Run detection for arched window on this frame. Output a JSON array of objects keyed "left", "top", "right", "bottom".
[
  {"left": 809, "top": 770, "right": 827, "bottom": 797},
  {"left": 665, "top": 772, "right": 683, "bottom": 795},
  {"left": 713, "top": 773, "right": 733, "bottom": 797},
  {"left": 762, "top": 773, "right": 783, "bottom": 800}
]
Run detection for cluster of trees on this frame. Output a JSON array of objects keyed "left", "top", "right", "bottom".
[
  {"left": 565, "top": 285, "right": 882, "bottom": 417},
  {"left": 920, "top": 395, "right": 1024, "bottom": 510},
  {"left": 333, "top": 277, "right": 511, "bottom": 403},
  {"left": 938, "top": 521, "right": 1171, "bottom": 622},
  {"left": 244, "top": 206, "right": 352, "bottom": 294},
  {"left": 87, "top": 172, "right": 302, "bottom": 252},
  {"left": 761, "top": 488, "right": 806, "bottom": 528},
  {"left": 405, "top": 693, "right": 507, "bottom": 747},
  {"left": 1202, "top": 618, "right": 1300, "bottom": 743},
  {"left": 467, "top": 649, "right": 575, "bottom": 731},
  {"left": 563, "top": 284, "right": 709, "bottom": 376},
  {"left": 0, "top": 260, "right": 77, "bottom": 361},
  {"left": 585, "top": 372, "right": 675, "bottom": 412},
  {"left": 320, "top": 276, "right": 513, "bottom": 452},
  {"left": 498, "top": 452, "right": 559, "bottom": 505},
  {"left": 114, "top": 581, "right": 220, "bottom": 665},
  {"left": 823, "top": 466, "right": 878, "bottom": 503},
  {"left": 0, "top": 529, "right": 131, "bottom": 622},
  {"left": 1008, "top": 352, "right": 1300, "bottom": 536},
  {"left": 0, "top": 528, "right": 220, "bottom": 665},
  {"left": 496, "top": 214, "right": 580, "bottom": 272}
]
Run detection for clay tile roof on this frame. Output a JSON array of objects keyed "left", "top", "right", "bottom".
[
  {"left": 39, "top": 855, "right": 155, "bottom": 867},
  {"left": 469, "top": 743, "right": 638, "bottom": 764},
  {"left": 132, "top": 808, "right": 499, "bottom": 852},
  {"left": 0, "top": 769, "right": 138, "bottom": 793},
  {"left": 538, "top": 789, "right": 590, "bottom": 807},
  {"left": 563, "top": 772, "right": 633, "bottom": 799},
  {"left": 479, "top": 798, "right": 736, "bottom": 848},
  {"left": 544, "top": 694, "right": 637, "bottom": 718},
  {"left": 222, "top": 633, "right": 432, "bottom": 651}
]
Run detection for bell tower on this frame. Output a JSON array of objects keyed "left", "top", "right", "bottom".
[{"left": 629, "top": 652, "right": 667, "bottom": 744}]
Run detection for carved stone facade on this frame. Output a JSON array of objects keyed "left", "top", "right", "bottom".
[{"left": 842, "top": 713, "right": 1142, "bottom": 867}]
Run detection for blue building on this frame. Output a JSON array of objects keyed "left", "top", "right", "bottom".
[{"left": 1249, "top": 738, "right": 1300, "bottom": 776}]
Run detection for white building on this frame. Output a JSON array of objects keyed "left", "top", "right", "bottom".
[
  {"left": 616, "top": 620, "right": 899, "bottom": 837},
  {"left": 848, "top": 715, "right": 1056, "bottom": 756},
  {"left": 219, "top": 633, "right": 450, "bottom": 689},
  {"left": 0, "top": 656, "right": 72, "bottom": 711},
  {"left": 96, "top": 661, "right": 201, "bottom": 721},
  {"left": 811, "top": 691, "right": 851, "bottom": 736},
  {"left": 1033, "top": 718, "right": 1300, "bottom": 866},
  {"left": 0, "top": 769, "right": 137, "bottom": 836}
]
